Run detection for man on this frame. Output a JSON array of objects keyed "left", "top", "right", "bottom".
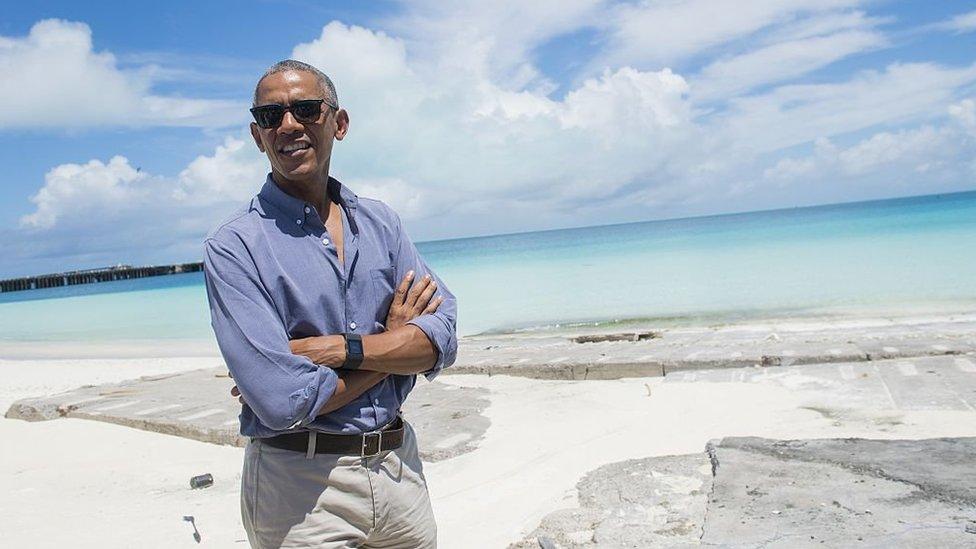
[{"left": 203, "top": 59, "right": 457, "bottom": 548}]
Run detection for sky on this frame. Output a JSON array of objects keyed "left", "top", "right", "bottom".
[{"left": 1, "top": 0, "right": 975, "bottom": 278}]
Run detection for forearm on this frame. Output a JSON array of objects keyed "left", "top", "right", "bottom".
[
  {"left": 317, "top": 369, "right": 388, "bottom": 415},
  {"left": 290, "top": 325, "right": 438, "bottom": 376},
  {"left": 360, "top": 324, "right": 438, "bottom": 375}
]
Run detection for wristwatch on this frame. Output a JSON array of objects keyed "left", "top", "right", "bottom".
[{"left": 342, "top": 333, "right": 364, "bottom": 370}]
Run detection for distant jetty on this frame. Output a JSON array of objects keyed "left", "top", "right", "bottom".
[{"left": 0, "top": 262, "right": 203, "bottom": 293}]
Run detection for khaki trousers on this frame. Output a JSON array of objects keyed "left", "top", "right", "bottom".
[{"left": 241, "top": 421, "right": 436, "bottom": 548}]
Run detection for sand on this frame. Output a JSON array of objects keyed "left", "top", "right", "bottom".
[{"left": 4, "top": 357, "right": 976, "bottom": 548}]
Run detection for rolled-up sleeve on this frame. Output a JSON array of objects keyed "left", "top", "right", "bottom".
[
  {"left": 203, "top": 236, "right": 338, "bottom": 431},
  {"left": 390, "top": 212, "right": 458, "bottom": 381}
]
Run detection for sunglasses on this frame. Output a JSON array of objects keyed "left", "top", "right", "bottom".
[{"left": 249, "top": 98, "right": 337, "bottom": 129}]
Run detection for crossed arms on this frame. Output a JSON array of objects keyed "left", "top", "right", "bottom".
[
  {"left": 231, "top": 272, "right": 444, "bottom": 415},
  {"left": 204, "top": 211, "right": 457, "bottom": 432}
]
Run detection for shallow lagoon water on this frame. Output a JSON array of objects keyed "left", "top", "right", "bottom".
[{"left": 2, "top": 191, "right": 974, "bottom": 342}]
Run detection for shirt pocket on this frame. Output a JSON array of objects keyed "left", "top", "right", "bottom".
[{"left": 370, "top": 266, "right": 396, "bottom": 326}]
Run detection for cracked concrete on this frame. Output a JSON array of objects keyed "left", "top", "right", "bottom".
[
  {"left": 4, "top": 367, "right": 490, "bottom": 462},
  {"left": 516, "top": 437, "right": 976, "bottom": 548},
  {"left": 701, "top": 437, "right": 976, "bottom": 547},
  {"left": 453, "top": 314, "right": 976, "bottom": 379},
  {"left": 511, "top": 454, "right": 714, "bottom": 548}
]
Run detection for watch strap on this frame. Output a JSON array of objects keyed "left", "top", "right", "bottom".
[{"left": 342, "top": 333, "right": 364, "bottom": 370}]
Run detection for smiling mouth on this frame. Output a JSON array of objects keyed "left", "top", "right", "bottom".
[{"left": 278, "top": 142, "right": 311, "bottom": 156}]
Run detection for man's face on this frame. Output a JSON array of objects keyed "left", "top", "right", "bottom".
[{"left": 250, "top": 70, "right": 348, "bottom": 186}]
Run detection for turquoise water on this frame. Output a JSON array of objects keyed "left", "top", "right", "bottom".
[{"left": 2, "top": 191, "right": 975, "bottom": 342}]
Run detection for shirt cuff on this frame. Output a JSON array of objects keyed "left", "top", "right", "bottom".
[
  {"left": 290, "top": 366, "right": 339, "bottom": 429},
  {"left": 407, "top": 314, "right": 456, "bottom": 381}
]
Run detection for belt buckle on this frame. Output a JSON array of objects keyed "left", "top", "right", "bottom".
[{"left": 361, "top": 430, "right": 382, "bottom": 457}]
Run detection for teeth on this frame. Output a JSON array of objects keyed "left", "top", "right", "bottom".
[{"left": 282, "top": 142, "right": 309, "bottom": 153}]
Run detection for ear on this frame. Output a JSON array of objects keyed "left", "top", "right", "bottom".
[
  {"left": 249, "top": 122, "right": 266, "bottom": 153},
  {"left": 334, "top": 109, "right": 349, "bottom": 141}
]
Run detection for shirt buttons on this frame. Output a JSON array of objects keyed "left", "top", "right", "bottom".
[
  {"left": 304, "top": 206, "right": 311, "bottom": 214},
  {"left": 322, "top": 238, "right": 330, "bottom": 246},
  {"left": 349, "top": 321, "right": 357, "bottom": 330},
  {"left": 295, "top": 219, "right": 302, "bottom": 225}
]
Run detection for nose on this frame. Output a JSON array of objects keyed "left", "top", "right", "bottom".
[{"left": 277, "top": 110, "right": 303, "bottom": 134}]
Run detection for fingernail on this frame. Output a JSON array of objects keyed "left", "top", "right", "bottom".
[
  {"left": 407, "top": 270, "right": 414, "bottom": 278},
  {"left": 424, "top": 274, "right": 431, "bottom": 280}
]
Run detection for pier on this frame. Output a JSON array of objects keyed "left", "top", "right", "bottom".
[{"left": 0, "top": 262, "right": 203, "bottom": 293}]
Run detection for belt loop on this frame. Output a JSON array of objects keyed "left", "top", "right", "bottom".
[{"left": 305, "top": 431, "right": 317, "bottom": 459}]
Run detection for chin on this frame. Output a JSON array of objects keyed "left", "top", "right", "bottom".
[{"left": 276, "top": 160, "right": 316, "bottom": 180}]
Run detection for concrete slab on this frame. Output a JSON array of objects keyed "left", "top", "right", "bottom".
[
  {"left": 515, "top": 437, "right": 976, "bottom": 548},
  {"left": 511, "top": 453, "right": 713, "bottom": 548},
  {"left": 665, "top": 356, "right": 976, "bottom": 423},
  {"left": 702, "top": 437, "right": 976, "bottom": 547},
  {"left": 453, "top": 314, "right": 976, "bottom": 379},
  {"left": 4, "top": 366, "right": 490, "bottom": 462}
]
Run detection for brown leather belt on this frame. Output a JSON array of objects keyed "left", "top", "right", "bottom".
[{"left": 259, "top": 415, "right": 405, "bottom": 457}]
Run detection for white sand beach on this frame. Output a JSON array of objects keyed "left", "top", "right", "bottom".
[{"left": 4, "top": 347, "right": 976, "bottom": 548}]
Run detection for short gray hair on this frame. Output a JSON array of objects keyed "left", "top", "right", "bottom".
[{"left": 253, "top": 59, "right": 338, "bottom": 108}]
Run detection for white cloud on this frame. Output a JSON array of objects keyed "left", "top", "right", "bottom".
[
  {"left": 763, "top": 126, "right": 966, "bottom": 185},
  {"left": 292, "top": 21, "right": 697, "bottom": 229},
  {"left": 17, "top": 134, "right": 270, "bottom": 254},
  {"left": 175, "top": 135, "right": 267, "bottom": 204},
  {"left": 949, "top": 98, "right": 976, "bottom": 136},
  {"left": 693, "top": 12, "right": 887, "bottom": 100},
  {"left": 594, "top": 0, "right": 865, "bottom": 70},
  {"left": 0, "top": 19, "right": 245, "bottom": 129},
  {"left": 720, "top": 62, "right": 976, "bottom": 153},
  {"left": 936, "top": 9, "right": 976, "bottom": 34},
  {"left": 20, "top": 156, "right": 147, "bottom": 230},
  {"left": 386, "top": 0, "right": 604, "bottom": 88}
]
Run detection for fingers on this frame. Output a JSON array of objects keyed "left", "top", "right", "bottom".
[
  {"left": 422, "top": 295, "right": 444, "bottom": 314},
  {"left": 414, "top": 278, "right": 438, "bottom": 312},
  {"left": 405, "top": 273, "right": 432, "bottom": 307},
  {"left": 231, "top": 385, "right": 246, "bottom": 405},
  {"left": 394, "top": 271, "right": 413, "bottom": 305}
]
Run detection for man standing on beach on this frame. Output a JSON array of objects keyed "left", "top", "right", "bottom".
[{"left": 202, "top": 59, "right": 457, "bottom": 548}]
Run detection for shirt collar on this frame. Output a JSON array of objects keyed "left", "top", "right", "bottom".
[{"left": 258, "top": 174, "right": 360, "bottom": 234}]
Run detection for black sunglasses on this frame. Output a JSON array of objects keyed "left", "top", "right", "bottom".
[{"left": 249, "top": 99, "right": 337, "bottom": 129}]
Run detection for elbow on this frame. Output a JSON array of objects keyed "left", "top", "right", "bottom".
[
  {"left": 249, "top": 393, "right": 307, "bottom": 431},
  {"left": 246, "top": 371, "right": 337, "bottom": 431},
  {"left": 259, "top": 410, "right": 301, "bottom": 432},
  {"left": 442, "top": 334, "right": 458, "bottom": 368}
]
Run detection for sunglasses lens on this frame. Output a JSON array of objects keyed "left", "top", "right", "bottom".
[
  {"left": 253, "top": 106, "right": 284, "bottom": 128},
  {"left": 292, "top": 101, "right": 322, "bottom": 122}
]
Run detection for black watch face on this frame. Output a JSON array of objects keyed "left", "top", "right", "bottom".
[{"left": 348, "top": 338, "right": 364, "bottom": 357}]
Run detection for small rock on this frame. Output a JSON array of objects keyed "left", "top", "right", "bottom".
[{"left": 190, "top": 473, "right": 213, "bottom": 489}]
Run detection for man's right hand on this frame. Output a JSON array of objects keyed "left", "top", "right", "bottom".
[{"left": 385, "top": 270, "right": 442, "bottom": 331}]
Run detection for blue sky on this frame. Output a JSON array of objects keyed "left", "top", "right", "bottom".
[{"left": 2, "top": 0, "right": 976, "bottom": 277}]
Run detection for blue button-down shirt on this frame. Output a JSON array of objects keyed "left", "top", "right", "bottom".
[{"left": 203, "top": 175, "right": 458, "bottom": 437}]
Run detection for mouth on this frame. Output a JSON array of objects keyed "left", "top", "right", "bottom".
[{"left": 277, "top": 141, "right": 312, "bottom": 157}]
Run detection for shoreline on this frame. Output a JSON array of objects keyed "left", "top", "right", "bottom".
[
  {"left": 4, "top": 304, "right": 974, "bottom": 361},
  {"left": 475, "top": 300, "right": 976, "bottom": 336}
]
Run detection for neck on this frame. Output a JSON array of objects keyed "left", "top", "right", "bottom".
[{"left": 271, "top": 167, "right": 333, "bottom": 221}]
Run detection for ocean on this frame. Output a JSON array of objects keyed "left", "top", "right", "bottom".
[{"left": 2, "top": 190, "right": 975, "bottom": 343}]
